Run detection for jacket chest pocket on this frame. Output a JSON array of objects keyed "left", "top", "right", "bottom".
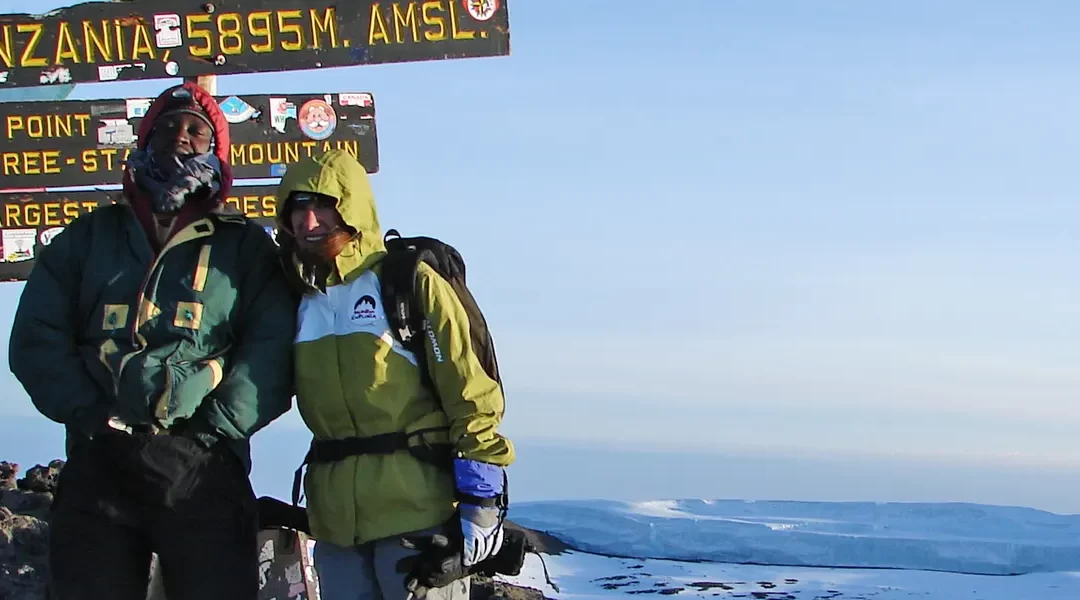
[{"left": 171, "top": 244, "right": 230, "bottom": 333}]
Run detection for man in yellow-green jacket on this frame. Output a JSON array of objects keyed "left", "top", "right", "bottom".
[{"left": 275, "top": 149, "right": 515, "bottom": 600}]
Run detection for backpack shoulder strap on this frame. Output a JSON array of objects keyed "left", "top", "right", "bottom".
[{"left": 380, "top": 229, "right": 425, "bottom": 356}]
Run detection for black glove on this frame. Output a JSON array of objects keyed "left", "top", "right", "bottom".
[
  {"left": 395, "top": 522, "right": 530, "bottom": 599},
  {"left": 395, "top": 527, "right": 468, "bottom": 599}
]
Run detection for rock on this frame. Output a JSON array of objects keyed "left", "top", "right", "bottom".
[
  {"left": 1, "top": 457, "right": 563, "bottom": 600},
  {"left": 471, "top": 574, "right": 555, "bottom": 600},
  {"left": 0, "top": 478, "right": 50, "bottom": 600},
  {"left": 0, "top": 463, "right": 17, "bottom": 490},
  {"left": 17, "top": 461, "right": 63, "bottom": 495}
]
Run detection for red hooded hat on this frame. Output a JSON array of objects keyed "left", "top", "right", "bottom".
[{"left": 122, "top": 82, "right": 234, "bottom": 242}]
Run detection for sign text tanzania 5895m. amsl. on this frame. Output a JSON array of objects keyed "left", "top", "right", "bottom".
[{"left": 0, "top": 0, "right": 509, "bottom": 88}]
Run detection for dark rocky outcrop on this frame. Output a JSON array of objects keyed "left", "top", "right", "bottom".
[
  {"left": 1, "top": 459, "right": 557, "bottom": 600},
  {"left": 0, "top": 459, "right": 64, "bottom": 600}
]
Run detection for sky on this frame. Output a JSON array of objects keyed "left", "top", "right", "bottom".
[{"left": 0, "top": 1, "right": 1078, "bottom": 509}]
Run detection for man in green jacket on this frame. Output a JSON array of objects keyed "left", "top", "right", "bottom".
[
  {"left": 8, "top": 82, "right": 296, "bottom": 600},
  {"left": 275, "top": 149, "right": 515, "bottom": 600}
]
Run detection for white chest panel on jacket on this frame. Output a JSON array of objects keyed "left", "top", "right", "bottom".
[{"left": 294, "top": 269, "right": 419, "bottom": 366}]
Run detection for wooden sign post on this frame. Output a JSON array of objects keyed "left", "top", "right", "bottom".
[{"left": 188, "top": 74, "right": 218, "bottom": 95}]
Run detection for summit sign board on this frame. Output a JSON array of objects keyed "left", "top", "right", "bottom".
[
  {"left": 0, "top": 91, "right": 379, "bottom": 190},
  {"left": 0, "top": 0, "right": 510, "bottom": 88}
]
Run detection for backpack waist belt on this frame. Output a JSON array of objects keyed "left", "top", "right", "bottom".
[{"left": 290, "top": 428, "right": 503, "bottom": 509}]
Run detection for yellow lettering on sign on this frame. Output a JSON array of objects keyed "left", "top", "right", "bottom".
[
  {"left": 0, "top": 25, "right": 13, "bottom": 68},
  {"left": 43, "top": 202, "right": 60, "bottom": 225},
  {"left": 0, "top": 7, "right": 437, "bottom": 71},
  {"left": 131, "top": 22, "right": 156, "bottom": 61},
  {"left": 83, "top": 20, "right": 113, "bottom": 63},
  {"left": 277, "top": 10, "right": 305, "bottom": 51},
  {"left": 18, "top": 23, "right": 47, "bottom": 67},
  {"left": 0, "top": 18, "right": 179, "bottom": 69},
  {"left": 447, "top": 0, "right": 475, "bottom": 40},
  {"left": 5, "top": 114, "right": 92, "bottom": 140},
  {"left": 64, "top": 202, "right": 82, "bottom": 223},
  {"left": 371, "top": 1, "right": 467, "bottom": 45},
  {"left": 54, "top": 22, "right": 81, "bottom": 64},
  {"left": 222, "top": 194, "right": 279, "bottom": 218},
  {"left": 114, "top": 19, "right": 126, "bottom": 61},
  {"left": 310, "top": 8, "right": 338, "bottom": 48},
  {"left": 0, "top": 146, "right": 134, "bottom": 180},
  {"left": 422, "top": 1, "right": 448, "bottom": 41},
  {"left": 185, "top": 9, "right": 341, "bottom": 54},
  {"left": 0, "top": 198, "right": 106, "bottom": 229},
  {"left": 217, "top": 13, "right": 245, "bottom": 55},
  {"left": 231, "top": 141, "right": 361, "bottom": 169},
  {"left": 187, "top": 13, "right": 213, "bottom": 57},
  {"left": 369, "top": 5, "right": 390, "bottom": 45},
  {"left": 248, "top": 12, "right": 274, "bottom": 53},
  {"left": 81, "top": 149, "right": 98, "bottom": 173},
  {"left": 24, "top": 204, "right": 41, "bottom": 226},
  {"left": 0, "top": 150, "right": 62, "bottom": 175},
  {"left": 393, "top": 4, "right": 419, "bottom": 43},
  {"left": 42, "top": 150, "right": 61, "bottom": 174}
]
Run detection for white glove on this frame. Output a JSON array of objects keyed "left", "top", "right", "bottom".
[{"left": 459, "top": 504, "right": 505, "bottom": 566}]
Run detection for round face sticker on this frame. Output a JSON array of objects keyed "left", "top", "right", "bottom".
[
  {"left": 298, "top": 99, "right": 337, "bottom": 141},
  {"left": 463, "top": 0, "right": 499, "bottom": 21}
]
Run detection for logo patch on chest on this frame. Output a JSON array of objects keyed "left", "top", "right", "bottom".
[{"left": 351, "top": 294, "right": 378, "bottom": 323}]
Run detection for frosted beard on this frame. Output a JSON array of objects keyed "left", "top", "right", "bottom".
[{"left": 283, "top": 227, "right": 357, "bottom": 295}]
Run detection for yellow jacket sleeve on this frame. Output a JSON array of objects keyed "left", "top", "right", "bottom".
[{"left": 415, "top": 262, "right": 515, "bottom": 467}]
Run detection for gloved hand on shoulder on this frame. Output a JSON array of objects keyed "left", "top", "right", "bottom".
[{"left": 454, "top": 458, "right": 507, "bottom": 566}]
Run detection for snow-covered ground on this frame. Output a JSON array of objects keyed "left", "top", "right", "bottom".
[
  {"left": 502, "top": 551, "right": 1080, "bottom": 600},
  {"left": 500, "top": 499, "right": 1080, "bottom": 599}
]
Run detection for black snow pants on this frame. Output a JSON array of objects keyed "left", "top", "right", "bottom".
[{"left": 47, "top": 429, "right": 259, "bottom": 600}]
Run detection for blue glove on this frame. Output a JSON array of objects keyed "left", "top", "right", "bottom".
[{"left": 453, "top": 458, "right": 507, "bottom": 566}]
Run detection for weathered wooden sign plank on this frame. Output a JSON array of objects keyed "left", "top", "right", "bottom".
[
  {"left": 1, "top": 91, "right": 378, "bottom": 190},
  {"left": 0, "top": 185, "right": 280, "bottom": 281},
  {"left": 0, "top": 0, "right": 509, "bottom": 88}
]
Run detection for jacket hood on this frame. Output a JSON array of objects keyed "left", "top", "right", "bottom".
[
  {"left": 121, "top": 82, "right": 235, "bottom": 236},
  {"left": 276, "top": 149, "right": 384, "bottom": 284}
]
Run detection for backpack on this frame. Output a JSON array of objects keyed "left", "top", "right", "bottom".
[{"left": 378, "top": 229, "right": 502, "bottom": 388}]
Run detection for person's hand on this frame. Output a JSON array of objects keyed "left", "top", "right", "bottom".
[
  {"left": 459, "top": 503, "right": 505, "bottom": 566},
  {"left": 395, "top": 530, "right": 467, "bottom": 600},
  {"left": 395, "top": 521, "right": 533, "bottom": 598}
]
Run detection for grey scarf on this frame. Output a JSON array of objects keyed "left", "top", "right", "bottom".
[{"left": 125, "top": 149, "right": 223, "bottom": 215}]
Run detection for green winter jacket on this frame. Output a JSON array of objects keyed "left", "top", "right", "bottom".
[
  {"left": 277, "top": 150, "right": 514, "bottom": 547},
  {"left": 8, "top": 201, "right": 297, "bottom": 472}
]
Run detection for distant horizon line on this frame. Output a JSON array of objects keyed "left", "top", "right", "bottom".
[{"left": 2, "top": 414, "right": 1076, "bottom": 473}]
